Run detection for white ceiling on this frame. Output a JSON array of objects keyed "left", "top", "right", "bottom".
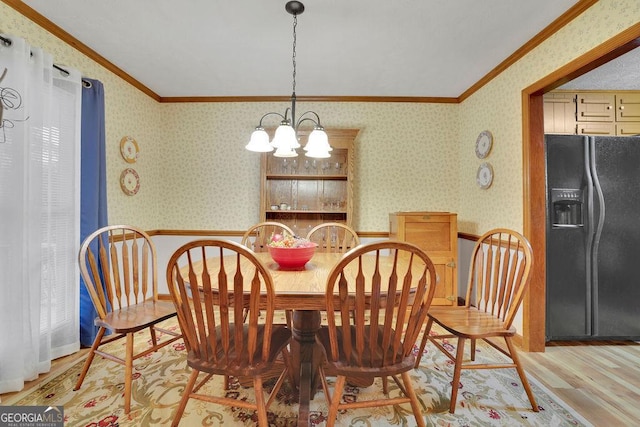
[{"left": 19, "top": 0, "right": 588, "bottom": 98}]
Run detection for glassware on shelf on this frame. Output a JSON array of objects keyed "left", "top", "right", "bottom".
[{"left": 322, "top": 161, "right": 331, "bottom": 175}]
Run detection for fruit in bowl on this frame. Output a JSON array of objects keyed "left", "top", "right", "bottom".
[{"left": 267, "top": 232, "right": 317, "bottom": 269}]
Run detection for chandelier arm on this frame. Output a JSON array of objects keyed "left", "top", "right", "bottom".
[
  {"left": 295, "top": 116, "right": 321, "bottom": 130},
  {"left": 257, "top": 111, "right": 287, "bottom": 128},
  {"left": 295, "top": 111, "right": 323, "bottom": 129}
]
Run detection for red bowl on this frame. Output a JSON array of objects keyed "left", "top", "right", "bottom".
[{"left": 267, "top": 244, "right": 317, "bottom": 269}]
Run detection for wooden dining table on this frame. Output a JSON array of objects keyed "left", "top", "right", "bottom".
[
  {"left": 182, "top": 249, "right": 420, "bottom": 427},
  {"left": 255, "top": 251, "right": 340, "bottom": 427}
]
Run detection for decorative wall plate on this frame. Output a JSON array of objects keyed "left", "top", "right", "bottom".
[
  {"left": 475, "top": 130, "right": 493, "bottom": 159},
  {"left": 120, "top": 168, "right": 140, "bottom": 195},
  {"left": 120, "top": 136, "right": 139, "bottom": 163},
  {"left": 476, "top": 162, "right": 494, "bottom": 189}
]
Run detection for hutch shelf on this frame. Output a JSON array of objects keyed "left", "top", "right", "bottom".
[{"left": 260, "top": 129, "right": 359, "bottom": 237}]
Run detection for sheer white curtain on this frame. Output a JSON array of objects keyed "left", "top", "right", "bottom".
[{"left": 0, "top": 35, "right": 81, "bottom": 393}]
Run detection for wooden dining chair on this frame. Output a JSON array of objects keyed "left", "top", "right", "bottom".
[
  {"left": 75, "top": 225, "right": 181, "bottom": 414},
  {"left": 316, "top": 241, "right": 437, "bottom": 427},
  {"left": 241, "top": 221, "right": 294, "bottom": 252},
  {"left": 306, "top": 222, "right": 360, "bottom": 253},
  {"left": 241, "top": 221, "right": 296, "bottom": 326},
  {"left": 414, "top": 228, "right": 538, "bottom": 413},
  {"left": 166, "top": 239, "right": 293, "bottom": 427}
]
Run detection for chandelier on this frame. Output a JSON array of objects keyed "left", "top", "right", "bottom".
[{"left": 245, "top": 1, "right": 331, "bottom": 158}]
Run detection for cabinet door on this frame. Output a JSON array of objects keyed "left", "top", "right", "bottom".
[
  {"left": 402, "top": 219, "right": 454, "bottom": 257},
  {"left": 389, "top": 212, "right": 458, "bottom": 306},
  {"left": 577, "top": 122, "right": 615, "bottom": 135},
  {"left": 616, "top": 93, "right": 640, "bottom": 122},
  {"left": 576, "top": 93, "right": 615, "bottom": 122},
  {"left": 616, "top": 122, "right": 640, "bottom": 136},
  {"left": 543, "top": 93, "right": 576, "bottom": 134},
  {"left": 429, "top": 256, "right": 456, "bottom": 306}
]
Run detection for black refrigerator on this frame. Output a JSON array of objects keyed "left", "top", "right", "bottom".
[{"left": 545, "top": 134, "right": 640, "bottom": 341}]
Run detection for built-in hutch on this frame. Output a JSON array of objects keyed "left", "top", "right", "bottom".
[{"left": 260, "top": 129, "right": 359, "bottom": 237}]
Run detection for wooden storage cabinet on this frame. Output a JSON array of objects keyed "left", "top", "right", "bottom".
[
  {"left": 260, "top": 129, "right": 359, "bottom": 235},
  {"left": 389, "top": 211, "right": 458, "bottom": 306}
]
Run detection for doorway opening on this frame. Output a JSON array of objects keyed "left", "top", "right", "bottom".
[{"left": 522, "top": 26, "right": 640, "bottom": 352}]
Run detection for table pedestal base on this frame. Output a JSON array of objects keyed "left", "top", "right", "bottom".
[{"left": 290, "top": 310, "right": 323, "bottom": 426}]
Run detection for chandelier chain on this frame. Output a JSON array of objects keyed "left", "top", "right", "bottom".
[
  {"left": 292, "top": 14, "right": 297, "bottom": 95},
  {"left": 246, "top": 2, "right": 331, "bottom": 158}
]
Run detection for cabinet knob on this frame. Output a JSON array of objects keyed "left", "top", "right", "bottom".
[
  {"left": 607, "top": 105, "right": 612, "bottom": 110},
  {"left": 619, "top": 105, "right": 625, "bottom": 110}
]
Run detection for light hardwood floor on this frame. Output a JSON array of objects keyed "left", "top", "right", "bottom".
[
  {"left": 519, "top": 340, "right": 640, "bottom": 426},
  {"left": 2, "top": 341, "right": 639, "bottom": 426}
]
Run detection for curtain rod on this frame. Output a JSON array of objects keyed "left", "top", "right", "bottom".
[{"left": 0, "top": 33, "right": 92, "bottom": 87}]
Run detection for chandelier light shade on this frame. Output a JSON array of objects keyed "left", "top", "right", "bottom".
[
  {"left": 304, "top": 127, "right": 332, "bottom": 158},
  {"left": 245, "top": 1, "right": 331, "bottom": 158}
]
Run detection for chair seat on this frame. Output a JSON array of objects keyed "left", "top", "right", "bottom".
[
  {"left": 316, "top": 325, "right": 415, "bottom": 377},
  {"left": 96, "top": 299, "right": 177, "bottom": 333},
  {"left": 428, "top": 306, "right": 516, "bottom": 339},
  {"left": 187, "top": 324, "right": 292, "bottom": 377}
]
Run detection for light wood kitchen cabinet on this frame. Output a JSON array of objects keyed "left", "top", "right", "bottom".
[
  {"left": 576, "top": 93, "right": 615, "bottom": 122},
  {"left": 260, "top": 129, "right": 359, "bottom": 236},
  {"left": 616, "top": 122, "right": 640, "bottom": 136},
  {"left": 543, "top": 92, "right": 576, "bottom": 134},
  {"left": 577, "top": 122, "right": 615, "bottom": 135},
  {"left": 389, "top": 211, "right": 458, "bottom": 306},
  {"left": 545, "top": 91, "right": 640, "bottom": 136},
  {"left": 616, "top": 93, "right": 640, "bottom": 122}
]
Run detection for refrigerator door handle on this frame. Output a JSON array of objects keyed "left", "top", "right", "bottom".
[
  {"left": 583, "top": 136, "right": 594, "bottom": 336},
  {"left": 588, "top": 136, "right": 605, "bottom": 336}
]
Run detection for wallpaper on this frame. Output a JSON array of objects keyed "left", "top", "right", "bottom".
[
  {"left": 2, "top": 0, "right": 639, "bottom": 235},
  {"left": 158, "top": 101, "right": 459, "bottom": 231}
]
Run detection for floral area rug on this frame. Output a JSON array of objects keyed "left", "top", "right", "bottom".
[{"left": 6, "top": 318, "right": 592, "bottom": 427}]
